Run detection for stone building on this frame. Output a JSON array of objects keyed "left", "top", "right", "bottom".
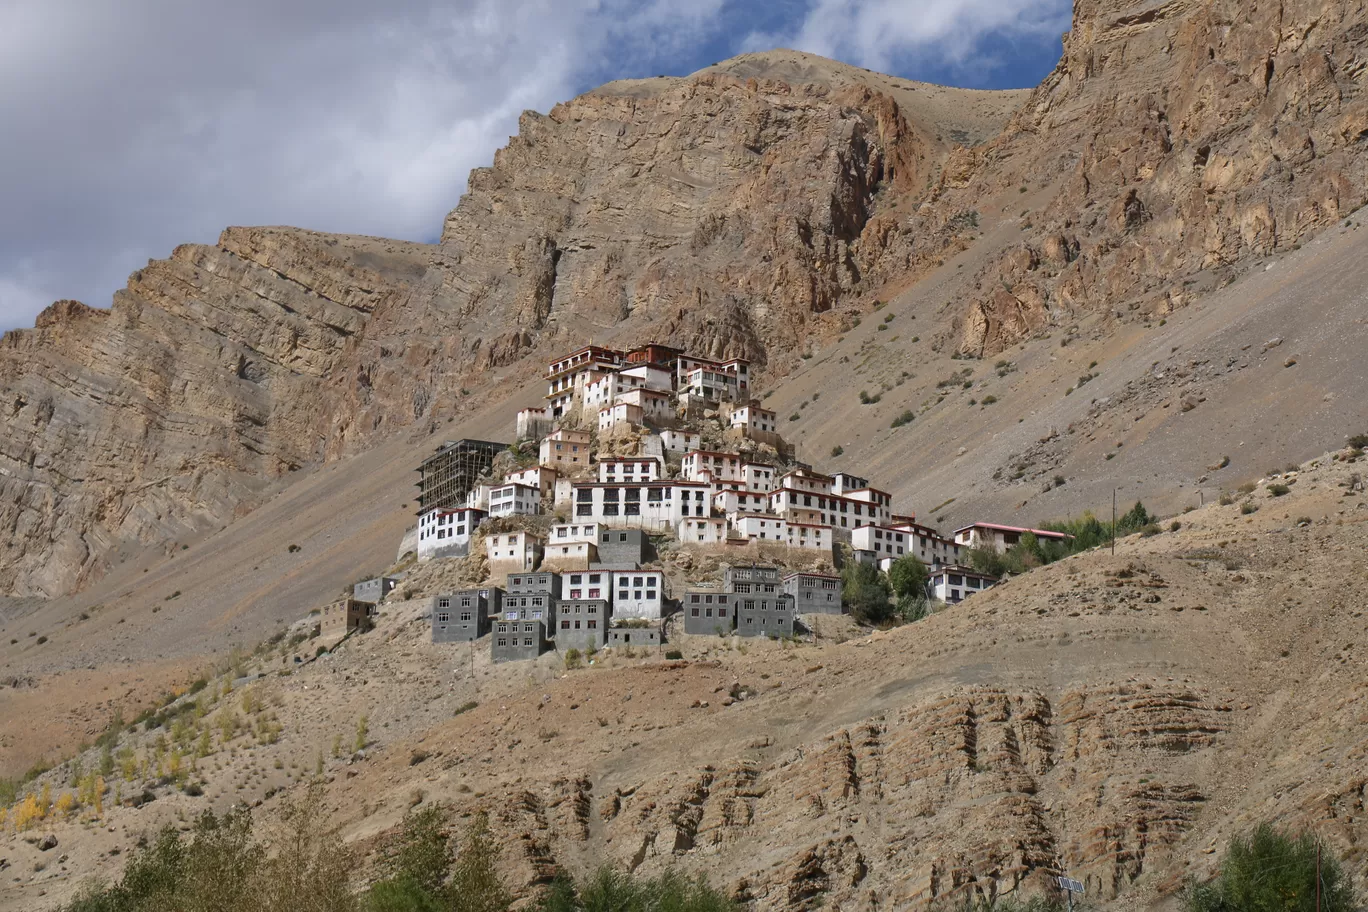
[
  {"left": 492, "top": 618, "right": 549, "bottom": 662},
  {"left": 724, "top": 563, "right": 781, "bottom": 593},
  {"left": 608, "top": 624, "right": 660, "bottom": 648},
  {"left": 432, "top": 587, "right": 503, "bottom": 643},
  {"left": 683, "top": 589, "right": 736, "bottom": 636},
  {"left": 321, "top": 597, "right": 371, "bottom": 638},
  {"left": 735, "top": 593, "right": 795, "bottom": 638},
  {"left": 554, "top": 600, "right": 608, "bottom": 651},
  {"left": 596, "top": 528, "right": 651, "bottom": 567},
  {"left": 783, "top": 572, "right": 843, "bottom": 615},
  {"left": 352, "top": 576, "right": 398, "bottom": 605}
]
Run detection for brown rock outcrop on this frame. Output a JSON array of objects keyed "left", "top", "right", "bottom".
[
  {"left": 951, "top": 0, "right": 1368, "bottom": 355},
  {"left": 0, "top": 52, "right": 1020, "bottom": 597}
]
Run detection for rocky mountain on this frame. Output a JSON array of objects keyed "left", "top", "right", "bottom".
[
  {"left": 0, "top": 52, "right": 1021, "bottom": 599},
  {"left": 5, "top": 0, "right": 1368, "bottom": 601},
  {"left": 943, "top": 0, "right": 1368, "bottom": 355}
]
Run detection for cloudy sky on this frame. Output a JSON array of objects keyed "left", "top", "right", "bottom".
[{"left": 0, "top": 0, "right": 1070, "bottom": 332}]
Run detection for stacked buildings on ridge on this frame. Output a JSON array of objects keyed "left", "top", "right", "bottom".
[{"left": 400, "top": 342, "right": 1017, "bottom": 663}]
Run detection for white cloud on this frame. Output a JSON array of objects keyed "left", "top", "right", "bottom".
[
  {"left": 0, "top": 0, "right": 727, "bottom": 331},
  {"left": 0, "top": 0, "right": 1063, "bottom": 333},
  {"left": 746, "top": 0, "right": 1070, "bottom": 79}
]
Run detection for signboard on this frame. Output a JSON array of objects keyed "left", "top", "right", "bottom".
[{"left": 1057, "top": 877, "right": 1085, "bottom": 894}]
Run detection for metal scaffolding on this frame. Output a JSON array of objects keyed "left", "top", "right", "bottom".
[{"left": 415, "top": 439, "right": 508, "bottom": 515}]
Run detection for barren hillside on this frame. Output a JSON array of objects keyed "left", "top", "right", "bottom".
[
  {"left": 5, "top": 0, "right": 1368, "bottom": 906},
  {"left": 5, "top": 448, "right": 1366, "bottom": 911}
]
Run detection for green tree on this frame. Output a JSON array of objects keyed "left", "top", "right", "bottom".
[
  {"left": 1183, "top": 824, "right": 1357, "bottom": 912},
  {"left": 448, "top": 812, "right": 510, "bottom": 912},
  {"left": 1118, "top": 501, "right": 1153, "bottom": 534},
  {"left": 364, "top": 805, "right": 453, "bottom": 911},
  {"left": 841, "top": 560, "right": 894, "bottom": 625},
  {"left": 887, "top": 555, "right": 929, "bottom": 600},
  {"left": 896, "top": 594, "right": 929, "bottom": 623},
  {"left": 249, "top": 785, "right": 358, "bottom": 912}
]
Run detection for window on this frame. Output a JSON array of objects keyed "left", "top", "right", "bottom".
[
  {"left": 587, "top": 619, "right": 597, "bottom": 629},
  {"left": 561, "top": 620, "right": 571, "bottom": 630},
  {"left": 691, "top": 608, "right": 700, "bottom": 617},
  {"left": 497, "top": 638, "right": 507, "bottom": 646},
  {"left": 460, "top": 612, "right": 472, "bottom": 622},
  {"left": 437, "top": 612, "right": 450, "bottom": 623},
  {"left": 524, "top": 638, "right": 534, "bottom": 646}
]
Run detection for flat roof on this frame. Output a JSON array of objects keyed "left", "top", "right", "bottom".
[
  {"left": 931, "top": 564, "right": 1000, "bottom": 581},
  {"left": 954, "top": 522, "right": 1073, "bottom": 540}
]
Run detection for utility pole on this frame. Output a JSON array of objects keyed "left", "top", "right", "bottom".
[
  {"left": 1111, "top": 487, "right": 1117, "bottom": 555},
  {"left": 1316, "top": 841, "right": 1321, "bottom": 912}
]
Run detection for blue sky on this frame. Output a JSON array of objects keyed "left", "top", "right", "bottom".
[{"left": 0, "top": 0, "right": 1070, "bottom": 332}]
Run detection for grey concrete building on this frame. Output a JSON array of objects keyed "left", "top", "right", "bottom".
[
  {"left": 682, "top": 589, "right": 736, "bottom": 636},
  {"left": 608, "top": 624, "right": 660, "bottom": 648},
  {"left": 554, "top": 600, "right": 608, "bottom": 651},
  {"left": 506, "top": 571, "right": 562, "bottom": 599},
  {"left": 491, "top": 618, "right": 549, "bottom": 662},
  {"left": 595, "top": 529, "right": 651, "bottom": 568},
  {"left": 432, "top": 587, "right": 503, "bottom": 643},
  {"left": 783, "top": 572, "right": 844, "bottom": 615},
  {"left": 724, "top": 563, "right": 781, "bottom": 595},
  {"left": 501, "top": 571, "right": 559, "bottom": 627},
  {"left": 735, "top": 593, "right": 795, "bottom": 638},
  {"left": 352, "top": 576, "right": 398, "bottom": 605},
  {"left": 501, "top": 591, "right": 556, "bottom": 627}
]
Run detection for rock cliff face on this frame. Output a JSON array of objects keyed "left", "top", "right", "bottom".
[
  {"left": 947, "top": 0, "right": 1368, "bottom": 354},
  {"left": 0, "top": 229, "right": 431, "bottom": 596},
  {"left": 9, "top": 0, "right": 1368, "bottom": 596},
  {"left": 0, "top": 53, "right": 1020, "bottom": 597}
]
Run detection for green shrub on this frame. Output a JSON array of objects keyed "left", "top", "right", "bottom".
[
  {"left": 1182, "top": 823, "right": 1356, "bottom": 912},
  {"left": 887, "top": 556, "right": 929, "bottom": 600},
  {"left": 1349, "top": 433, "right": 1368, "bottom": 449},
  {"left": 830, "top": 445, "right": 844, "bottom": 457},
  {"left": 1241, "top": 502, "right": 1259, "bottom": 515},
  {"left": 534, "top": 867, "right": 737, "bottom": 912},
  {"left": 980, "top": 395, "right": 998, "bottom": 405},
  {"left": 1140, "top": 523, "right": 1162, "bottom": 537},
  {"left": 842, "top": 560, "right": 894, "bottom": 625},
  {"left": 65, "top": 787, "right": 355, "bottom": 912},
  {"left": 664, "top": 650, "right": 683, "bottom": 661},
  {"left": 564, "top": 648, "right": 582, "bottom": 670},
  {"left": 1268, "top": 483, "right": 1291, "bottom": 497},
  {"left": 1170, "top": 520, "right": 1182, "bottom": 532},
  {"left": 890, "top": 410, "right": 915, "bottom": 429}
]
